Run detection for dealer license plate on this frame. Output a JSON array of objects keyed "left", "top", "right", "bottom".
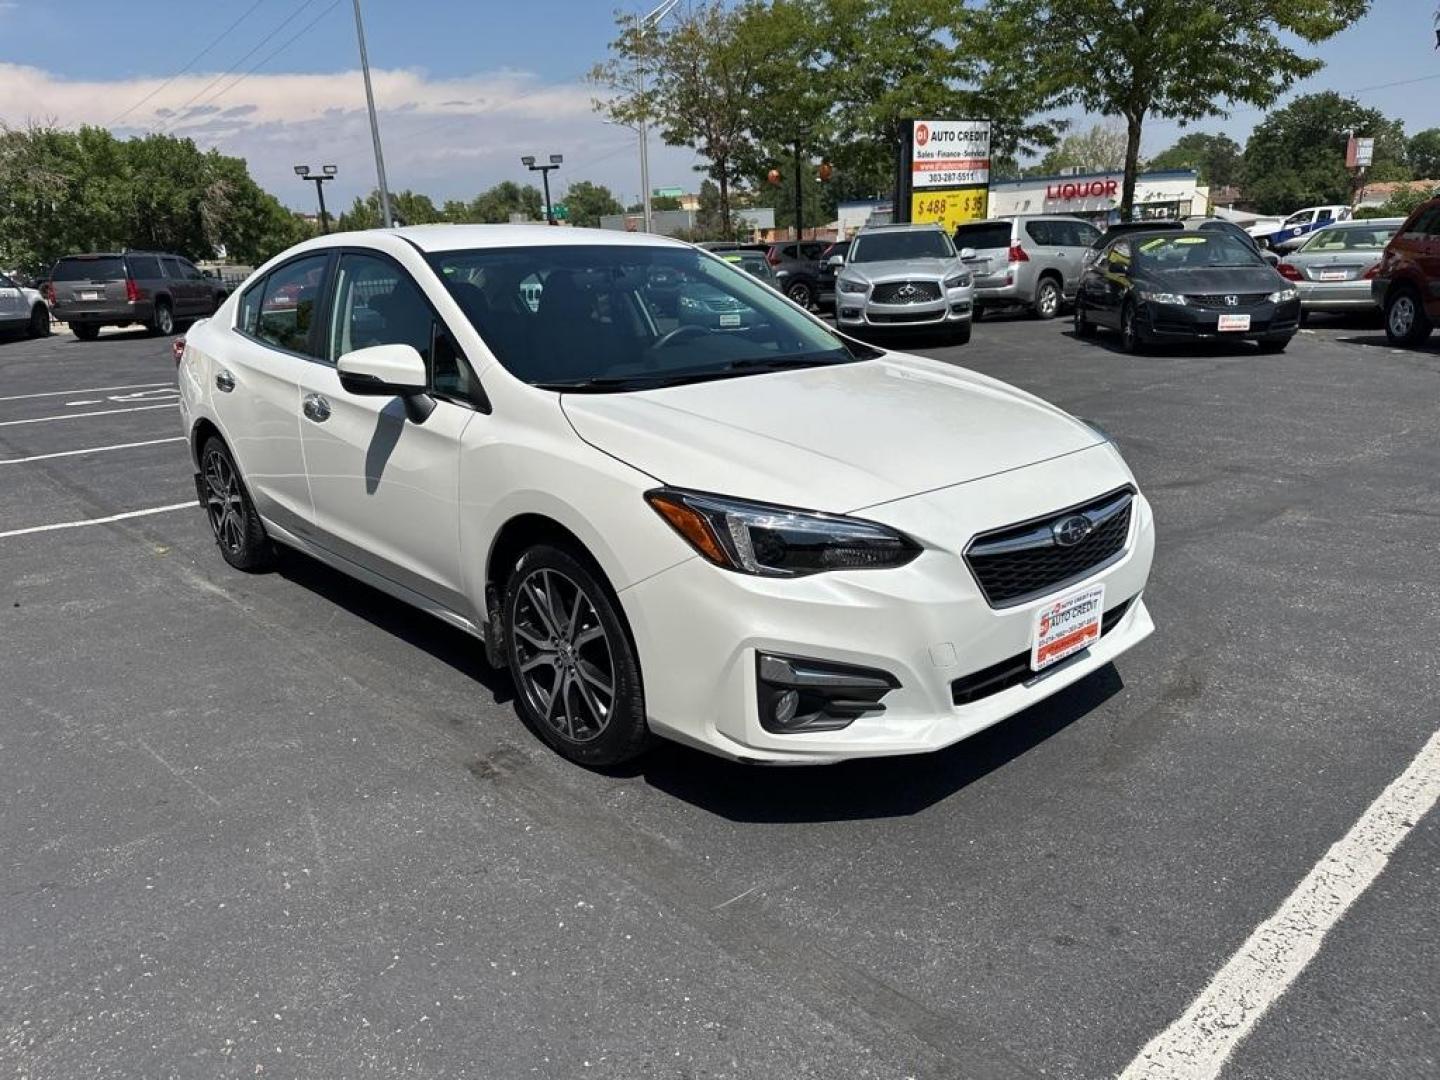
[
  {"left": 1317, "top": 269, "right": 1347, "bottom": 281},
  {"left": 718, "top": 312, "right": 741, "bottom": 328},
  {"left": 79, "top": 290, "right": 100, "bottom": 301},
  {"left": 1030, "top": 584, "right": 1105, "bottom": 672},
  {"left": 1217, "top": 313, "right": 1251, "bottom": 332}
]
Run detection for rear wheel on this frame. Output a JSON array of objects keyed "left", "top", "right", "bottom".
[
  {"left": 504, "top": 545, "right": 649, "bottom": 768},
  {"left": 785, "top": 279, "right": 816, "bottom": 309},
  {"left": 1033, "top": 276, "right": 1062, "bottom": 319},
  {"left": 27, "top": 305, "right": 49, "bottom": 338},
  {"left": 1384, "top": 286, "right": 1432, "bottom": 347},
  {"left": 73, "top": 323, "right": 100, "bottom": 341},
  {"left": 200, "top": 437, "right": 275, "bottom": 571},
  {"left": 148, "top": 301, "right": 175, "bottom": 336}
]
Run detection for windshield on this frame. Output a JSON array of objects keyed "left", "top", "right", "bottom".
[
  {"left": 52, "top": 256, "right": 126, "bottom": 281},
  {"left": 1299, "top": 224, "right": 1397, "bottom": 252},
  {"left": 427, "top": 244, "right": 867, "bottom": 391},
  {"left": 1133, "top": 233, "right": 1265, "bottom": 268},
  {"left": 850, "top": 230, "right": 954, "bottom": 263}
]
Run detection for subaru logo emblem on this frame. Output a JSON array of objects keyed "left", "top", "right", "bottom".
[
  {"left": 1224, "top": 294, "right": 1239, "bottom": 307},
  {"left": 1053, "top": 514, "right": 1093, "bottom": 547}
]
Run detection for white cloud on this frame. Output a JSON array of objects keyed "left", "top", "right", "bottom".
[{"left": 0, "top": 61, "right": 702, "bottom": 210}]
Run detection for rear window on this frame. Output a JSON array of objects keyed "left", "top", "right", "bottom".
[
  {"left": 954, "top": 222, "right": 1012, "bottom": 251},
  {"left": 126, "top": 255, "right": 162, "bottom": 279},
  {"left": 52, "top": 257, "right": 125, "bottom": 281}
]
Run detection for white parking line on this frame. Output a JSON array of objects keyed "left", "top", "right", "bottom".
[
  {"left": 0, "top": 502, "right": 195, "bottom": 540},
  {"left": 1118, "top": 727, "right": 1440, "bottom": 1080},
  {"left": 0, "top": 381, "right": 170, "bottom": 403},
  {"left": 0, "top": 403, "right": 176, "bottom": 428},
  {"left": 0, "top": 437, "right": 186, "bottom": 465}
]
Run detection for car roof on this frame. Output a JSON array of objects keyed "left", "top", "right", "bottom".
[
  {"left": 355, "top": 223, "right": 692, "bottom": 254},
  {"left": 856, "top": 222, "right": 945, "bottom": 234},
  {"left": 1307, "top": 216, "right": 1406, "bottom": 228}
]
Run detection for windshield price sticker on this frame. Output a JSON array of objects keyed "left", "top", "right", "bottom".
[
  {"left": 911, "top": 119, "right": 992, "bottom": 190},
  {"left": 1031, "top": 584, "right": 1105, "bottom": 671}
]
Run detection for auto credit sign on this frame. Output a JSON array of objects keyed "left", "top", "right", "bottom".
[{"left": 911, "top": 119, "right": 991, "bottom": 189}]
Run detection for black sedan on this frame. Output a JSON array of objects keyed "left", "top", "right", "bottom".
[{"left": 1074, "top": 230, "right": 1300, "bottom": 353}]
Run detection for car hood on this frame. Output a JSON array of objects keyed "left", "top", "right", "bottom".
[
  {"left": 561, "top": 353, "right": 1103, "bottom": 513},
  {"left": 1147, "top": 265, "right": 1283, "bottom": 293},
  {"left": 842, "top": 258, "right": 957, "bottom": 283}
]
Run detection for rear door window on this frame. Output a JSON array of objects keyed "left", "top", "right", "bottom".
[
  {"left": 161, "top": 257, "right": 187, "bottom": 279},
  {"left": 1063, "top": 221, "right": 1102, "bottom": 248},
  {"left": 126, "top": 255, "right": 162, "bottom": 280},
  {"left": 954, "top": 221, "right": 1013, "bottom": 251},
  {"left": 52, "top": 257, "right": 126, "bottom": 282},
  {"left": 1025, "top": 220, "right": 1057, "bottom": 246},
  {"left": 253, "top": 254, "right": 329, "bottom": 356}
]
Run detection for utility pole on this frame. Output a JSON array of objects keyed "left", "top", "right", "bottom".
[
  {"left": 293, "top": 165, "right": 337, "bottom": 233},
  {"left": 352, "top": 0, "right": 392, "bottom": 228},
  {"left": 522, "top": 155, "right": 564, "bottom": 224}
]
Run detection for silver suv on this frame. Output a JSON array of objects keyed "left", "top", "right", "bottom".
[
  {"left": 953, "top": 215, "right": 1101, "bottom": 320},
  {"left": 834, "top": 223, "right": 975, "bottom": 344}
]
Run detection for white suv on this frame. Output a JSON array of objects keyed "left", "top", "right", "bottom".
[{"left": 179, "top": 226, "right": 1155, "bottom": 767}]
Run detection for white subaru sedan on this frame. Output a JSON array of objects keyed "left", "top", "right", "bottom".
[{"left": 177, "top": 225, "right": 1154, "bottom": 767}]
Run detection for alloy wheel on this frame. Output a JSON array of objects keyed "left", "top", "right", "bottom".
[
  {"left": 510, "top": 568, "right": 616, "bottom": 745},
  {"left": 1122, "top": 305, "right": 1137, "bottom": 351},
  {"left": 156, "top": 305, "right": 174, "bottom": 335},
  {"left": 203, "top": 449, "right": 246, "bottom": 555},
  {"left": 1389, "top": 295, "right": 1415, "bottom": 339},
  {"left": 1037, "top": 280, "right": 1059, "bottom": 318}
]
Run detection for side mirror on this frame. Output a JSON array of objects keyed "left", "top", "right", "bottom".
[
  {"left": 959, "top": 247, "right": 976, "bottom": 261},
  {"left": 337, "top": 343, "right": 435, "bottom": 423},
  {"left": 828, "top": 253, "right": 845, "bottom": 268}
]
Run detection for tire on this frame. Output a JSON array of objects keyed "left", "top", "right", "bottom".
[
  {"left": 1383, "top": 285, "right": 1433, "bottom": 347},
  {"left": 1074, "top": 298, "right": 1096, "bottom": 339},
  {"left": 503, "top": 544, "right": 649, "bottom": 768},
  {"left": 27, "top": 305, "right": 50, "bottom": 338},
  {"left": 1032, "top": 276, "right": 1062, "bottom": 319},
  {"left": 148, "top": 301, "right": 175, "bottom": 337},
  {"left": 199, "top": 437, "right": 275, "bottom": 572},
  {"left": 785, "top": 279, "right": 816, "bottom": 309},
  {"left": 949, "top": 320, "right": 972, "bottom": 346},
  {"left": 1257, "top": 336, "right": 1291, "bottom": 354},
  {"left": 1120, "top": 300, "right": 1146, "bottom": 354},
  {"left": 73, "top": 323, "right": 100, "bottom": 341}
]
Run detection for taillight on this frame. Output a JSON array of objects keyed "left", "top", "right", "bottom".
[
  {"left": 125, "top": 278, "right": 142, "bottom": 302},
  {"left": 1361, "top": 262, "right": 1381, "bottom": 280},
  {"left": 765, "top": 248, "right": 780, "bottom": 266},
  {"left": 45, "top": 283, "right": 56, "bottom": 305},
  {"left": 1008, "top": 242, "right": 1029, "bottom": 263},
  {"left": 172, "top": 337, "right": 186, "bottom": 366},
  {"left": 1276, "top": 262, "right": 1303, "bottom": 281}
]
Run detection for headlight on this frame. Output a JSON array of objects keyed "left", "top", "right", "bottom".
[
  {"left": 1268, "top": 287, "right": 1299, "bottom": 303},
  {"left": 645, "top": 489, "right": 920, "bottom": 577},
  {"left": 838, "top": 278, "right": 869, "bottom": 295},
  {"left": 1137, "top": 290, "right": 1187, "bottom": 305},
  {"left": 943, "top": 272, "right": 971, "bottom": 289}
]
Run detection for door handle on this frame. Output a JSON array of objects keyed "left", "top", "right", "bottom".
[
  {"left": 215, "top": 369, "right": 235, "bottom": 393},
  {"left": 302, "top": 393, "right": 331, "bottom": 423}
]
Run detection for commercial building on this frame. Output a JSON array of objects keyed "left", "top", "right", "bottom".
[{"left": 988, "top": 169, "right": 1208, "bottom": 225}]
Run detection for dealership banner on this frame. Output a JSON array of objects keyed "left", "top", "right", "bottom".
[{"left": 901, "top": 118, "right": 991, "bottom": 230}]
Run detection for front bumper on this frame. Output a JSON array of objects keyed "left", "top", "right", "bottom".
[
  {"left": 619, "top": 445, "right": 1155, "bottom": 763},
  {"left": 1141, "top": 298, "right": 1300, "bottom": 340},
  {"left": 836, "top": 289, "right": 974, "bottom": 330}
]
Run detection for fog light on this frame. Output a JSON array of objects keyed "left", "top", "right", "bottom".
[{"left": 755, "top": 652, "right": 899, "bottom": 734}]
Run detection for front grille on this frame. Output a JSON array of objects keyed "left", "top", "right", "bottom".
[
  {"left": 872, "top": 280, "right": 941, "bottom": 304},
  {"left": 1186, "top": 293, "right": 1270, "bottom": 309},
  {"left": 964, "top": 488, "right": 1134, "bottom": 607},
  {"left": 868, "top": 310, "right": 944, "bottom": 324},
  {"left": 951, "top": 598, "right": 1134, "bottom": 706}
]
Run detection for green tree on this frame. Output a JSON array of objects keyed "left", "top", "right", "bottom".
[
  {"left": 1039, "top": 122, "right": 1129, "bottom": 174},
  {"left": 980, "top": 0, "right": 1369, "bottom": 219},
  {"left": 1353, "top": 184, "right": 1434, "bottom": 220},
  {"left": 651, "top": 194, "right": 682, "bottom": 211},
  {"left": 562, "top": 179, "right": 624, "bottom": 228},
  {"left": 1242, "top": 92, "right": 1409, "bottom": 214},
  {"left": 1408, "top": 128, "right": 1440, "bottom": 180},
  {"left": 1147, "top": 132, "right": 1242, "bottom": 189},
  {"left": 337, "top": 189, "right": 441, "bottom": 230},
  {"left": 469, "top": 181, "right": 544, "bottom": 223}
]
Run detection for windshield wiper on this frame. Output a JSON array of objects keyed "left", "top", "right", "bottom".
[{"left": 723, "top": 353, "right": 854, "bottom": 373}]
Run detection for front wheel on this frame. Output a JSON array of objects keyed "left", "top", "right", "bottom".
[
  {"left": 504, "top": 545, "right": 649, "bottom": 768},
  {"left": 1384, "top": 286, "right": 1433, "bottom": 347},
  {"left": 1257, "top": 336, "right": 1291, "bottom": 354},
  {"left": 28, "top": 305, "right": 50, "bottom": 338},
  {"left": 200, "top": 437, "right": 275, "bottom": 571},
  {"left": 1120, "top": 300, "right": 1146, "bottom": 354},
  {"left": 949, "top": 320, "right": 972, "bottom": 346}
]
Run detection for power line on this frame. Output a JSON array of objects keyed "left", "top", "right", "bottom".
[
  {"left": 154, "top": 0, "right": 321, "bottom": 135},
  {"left": 106, "top": 0, "right": 270, "bottom": 128}
]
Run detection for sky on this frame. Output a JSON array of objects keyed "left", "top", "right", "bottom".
[{"left": 0, "top": 0, "right": 1436, "bottom": 214}]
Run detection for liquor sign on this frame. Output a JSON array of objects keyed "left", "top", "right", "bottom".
[
  {"left": 1345, "top": 136, "right": 1374, "bottom": 169},
  {"left": 901, "top": 118, "right": 991, "bottom": 227}
]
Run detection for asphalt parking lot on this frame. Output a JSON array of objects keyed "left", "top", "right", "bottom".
[{"left": 2, "top": 311, "right": 1438, "bottom": 1080}]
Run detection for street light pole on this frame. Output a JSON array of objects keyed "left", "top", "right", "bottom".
[
  {"left": 351, "top": 0, "right": 392, "bottom": 228},
  {"left": 794, "top": 140, "right": 803, "bottom": 241},
  {"left": 294, "top": 164, "right": 338, "bottom": 233},
  {"left": 634, "top": 0, "right": 678, "bottom": 234},
  {"left": 522, "top": 155, "right": 564, "bottom": 224}
]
